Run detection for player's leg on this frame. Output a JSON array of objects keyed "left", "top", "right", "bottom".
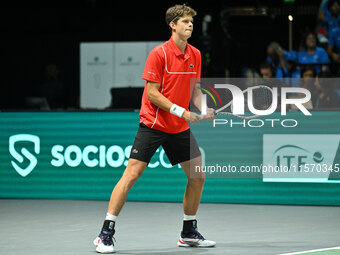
[
  {"left": 163, "top": 129, "right": 216, "bottom": 248},
  {"left": 178, "top": 157, "right": 215, "bottom": 247},
  {"left": 94, "top": 159, "right": 147, "bottom": 253},
  {"left": 107, "top": 158, "right": 147, "bottom": 216},
  {"left": 94, "top": 123, "right": 165, "bottom": 253},
  {"left": 180, "top": 156, "right": 205, "bottom": 216}
]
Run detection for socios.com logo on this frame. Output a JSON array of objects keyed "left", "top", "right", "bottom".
[
  {"left": 9, "top": 134, "right": 40, "bottom": 177},
  {"left": 50, "top": 145, "right": 178, "bottom": 169},
  {"left": 8, "top": 134, "right": 200, "bottom": 177}
]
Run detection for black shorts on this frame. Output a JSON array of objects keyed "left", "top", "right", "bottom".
[{"left": 129, "top": 123, "right": 201, "bottom": 165}]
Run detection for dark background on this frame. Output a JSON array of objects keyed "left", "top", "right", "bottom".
[{"left": 0, "top": 0, "right": 321, "bottom": 109}]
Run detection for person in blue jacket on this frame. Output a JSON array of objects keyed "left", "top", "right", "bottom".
[
  {"left": 325, "top": 0, "right": 340, "bottom": 32},
  {"left": 317, "top": 0, "right": 340, "bottom": 38},
  {"left": 276, "top": 50, "right": 301, "bottom": 87},
  {"left": 298, "top": 32, "right": 330, "bottom": 74},
  {"left": 328, "top": 20, "right": 340, "bottom": 62}
]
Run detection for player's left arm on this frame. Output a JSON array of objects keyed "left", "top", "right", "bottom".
[
  {"left": 191, "top": 50, "right": 215, "bottom": 121},
  {"left": 192, "top": 83, "right": 215, "bottom": 121}
]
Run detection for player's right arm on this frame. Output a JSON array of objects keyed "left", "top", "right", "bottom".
[{"left": 146, "top": 81, "right": 200, "bottom": 123}]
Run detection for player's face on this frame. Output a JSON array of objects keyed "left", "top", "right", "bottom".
[{"left": 174, "top": 15, "right": 193, "bottom": 39}]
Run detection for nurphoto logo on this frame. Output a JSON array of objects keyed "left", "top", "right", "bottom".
[
  {"left": 201, "top": 84, "right": 311, "bottom": 116},
  {"left": 194, "top": 78, "right": 313, "bottom": 128}
]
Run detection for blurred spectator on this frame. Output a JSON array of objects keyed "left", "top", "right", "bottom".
[
  {"left": 259, "top": 61, "right": 284, "bottom": 106},
  {"left": 318, "top": 0, "right": 329, "bottom": 24},
  {"left": 317, "top": 0, "right": 340, "bottom": 41},
  {"left": 327, "top": 20, "right": 340, "bottom": 76},
  {"left": 327, "top": 20, "right": 340, "bottom": 60},
  {"left": 288, "top": 65, "right": 317, "bottom": 111},
  {"left": 298, "top": 65, "right": 318, "bottom": 106},
  {"left": 260, "top": 61, "right": 287, "bottom": 88},
  {"left": 243, "top": 67, "right": 262, "bottom": 88},
  {"left": 39, "top": 63, "right": 66, "bottom": 109},
  {"left": 242, "top": 41, "right": 284, "bottom": 84},
  {"left": 298, "top": 32, "right": 330, "bottom": 74},
  {"left": 260, "top": 61, "right": 276, "bottom": 79},
  {"left": 317, "top": 0, "right": 329, "bottom": 43},
  {"left": 314, "top": 71, "right": 340, "bottom": 108},
  {"left": 326, "top": 0, "right": 340, "bottom": 32},
  {"left": 266, "top": 42, "right": 285, "bottom": 69},
  {"left": 276, "top": 50, "right": 301, "bottom": 87}
]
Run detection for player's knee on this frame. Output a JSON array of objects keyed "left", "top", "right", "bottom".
[
  {"left": 122, "top": 170, "right": 140, "bottom": 186},
  {"left": 122, "top": 164, "right": 144, "bottom": 187},
  {"left": 188, "top": 174, "right": 205, "bottom": 186},
  {"left": 189, "top": 170, "right": 206, "bottom": 181}
]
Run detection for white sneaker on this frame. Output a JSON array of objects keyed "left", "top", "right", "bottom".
[
  {"left": 177, "top": 235, "right": 216, "bottom": 247},
  {"left": 177, "top": 220, "right": 216, "bottom": 248},
  {"left": 93, "top": 229, "right": 115, "bottom": 253}
]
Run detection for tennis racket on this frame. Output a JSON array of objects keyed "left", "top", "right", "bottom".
[{"left": 215, "top": 85, "right": 273, "bottom": 119}]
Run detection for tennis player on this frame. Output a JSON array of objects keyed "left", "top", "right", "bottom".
[{"left": 93, "top": 4, "right": 216, "bottom": 253}]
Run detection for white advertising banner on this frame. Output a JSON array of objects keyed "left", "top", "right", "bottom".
[
  {"left": 80, "top": 41, "right": 163, "bottom": 109},
  {"left": 263, "top": 134, "right": 340, "bottom": 183},
  {"left": 80, "top": 43, "right": 114, "bottom": 109}
]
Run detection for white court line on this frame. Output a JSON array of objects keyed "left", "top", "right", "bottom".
[{"left": 279, "top": 247, "right": 340, "bottom": 255}]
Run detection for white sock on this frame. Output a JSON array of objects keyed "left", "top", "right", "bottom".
[
  {"left": 183, "top": 214, "right": 196, "bottom": 221},
  {"left": 106, "top": 212, "right": 117, "bottom": 222}
]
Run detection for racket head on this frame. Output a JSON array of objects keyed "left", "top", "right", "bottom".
[
  {"left": 246, "top": 85, "right": 273, "bottom": 111},
  {"left": 215, "top": 85, "right": 273, "bottom": 119}
]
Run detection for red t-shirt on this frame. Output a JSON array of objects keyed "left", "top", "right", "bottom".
[{"left": 140, "top": 37, "right": 201, "bottom": 134}]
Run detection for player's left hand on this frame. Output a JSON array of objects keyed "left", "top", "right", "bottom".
[{"left": 201, "top": 108, "right": 216, "bottom": 121}]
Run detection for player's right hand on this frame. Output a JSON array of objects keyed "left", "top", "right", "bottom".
[{"left": 182, "top": 111, "right": 201, "bottom": 124}]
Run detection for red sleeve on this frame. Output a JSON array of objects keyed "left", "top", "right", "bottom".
[
  {"left": 190, "top": 50, "right": 202, "bottom": 95},
  {"left": 196, "top": 50, "right": 201, "bottom": 80},
  {"left": 142, "top": 49, "right": 164, "bottom": 84},
  {"left": 191, "top": 50, "right": 201, "bottom": 85}
]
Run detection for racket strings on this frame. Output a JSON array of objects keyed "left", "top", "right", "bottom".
[{"left": 248, "top": 87, "right": 273, "bottom": 111}]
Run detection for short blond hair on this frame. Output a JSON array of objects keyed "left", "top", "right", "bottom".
[{"left": 165, "top": 4, "right": 197, "bottom": 25}]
